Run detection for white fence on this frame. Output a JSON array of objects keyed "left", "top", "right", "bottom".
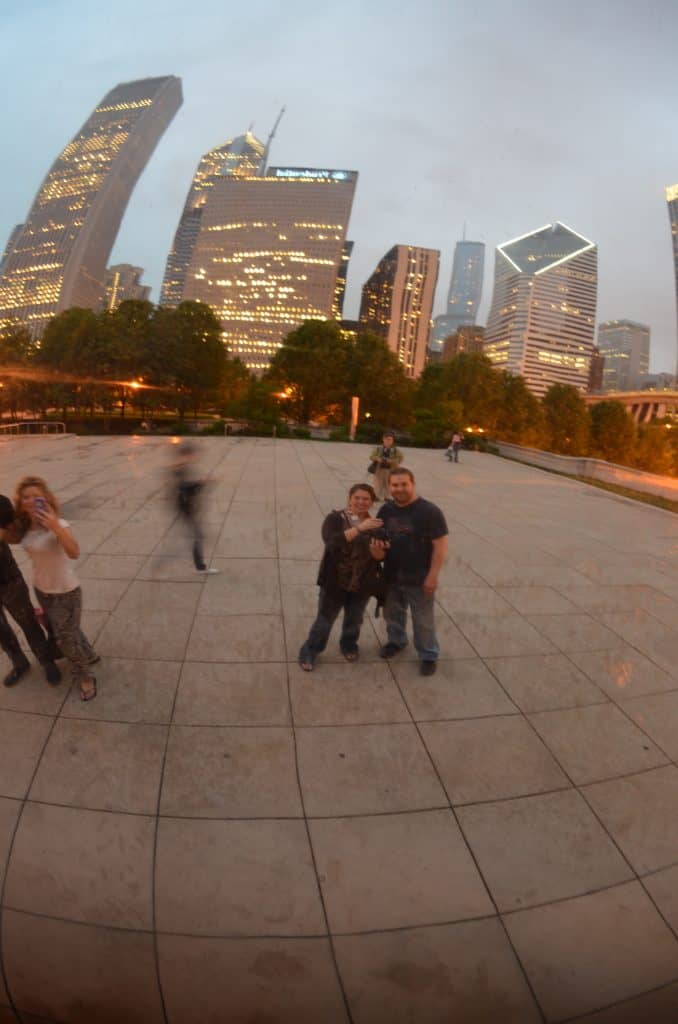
[
  {"left": 0, "top": 421, "right": 67, "bottom": 438},
  {"left": 495, "top": 441, "right": 678, "bottom": 502}
]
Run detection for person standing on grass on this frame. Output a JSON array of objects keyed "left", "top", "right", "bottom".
[
  {"left": 12, "top": 477, "right": 98, "bottom": 701},
  {"left": 372, "top": 467, "right": 448, "bottom": 677},
  {"left": 0, "top": 494, "right": 61, "bottom": 688},
  {"left": 369, "top": 432, "right": 403, "bottom": 501},
  {"left": 298, "top": 483, "right": 386, "bottom": 671}
]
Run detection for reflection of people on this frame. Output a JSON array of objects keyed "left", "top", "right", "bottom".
[
  {"left": 0, "top": 494, "right": 61, "bottom": 688},
  {"left": 171, "top": 441, "right": 218, "bottom": 574},
  {"left": 446, "top": 432, "right": 463, "bottom": 463},
  {"left": 13, "top": 477, "right": 97, "bottom": 700},
  {"left": 369, "top": 432, "right": 403, "bottom": 500},
  {"left": 298, "top": 484, "right": 385, "bottom": 671},
  {"left": 372, "top": 468, "right": 448, "bottom": 676}
]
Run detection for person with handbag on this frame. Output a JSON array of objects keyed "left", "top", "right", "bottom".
[
  {"left": 298, "top": 483, "right": 386, "bottom": 671},
  {"left": 368, "top": 432, "right": 403, "bottom": 500}
]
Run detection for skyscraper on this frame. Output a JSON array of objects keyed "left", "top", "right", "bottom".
[
  {"left": 0, "top": 76, "right": 182, "bottom": 336},
  {"left": 429, "top": 239, "right": 484, "bottom": 353},
  {"left": 332, "top": 240, "right": 354, "bottom": 319},
  {"left": 665, "top": 184, "right": 678, "bottom": 378},
  {"left": 442, "top": 325, "right": 485, "bottom": 362},
  {"left": 597, "top": 319, "right": 650, "bottom": 391},
  {"left": 182, "top": 167, "right": 358, "bottom": 370},
  {"left": 359, "top": 245, "right": 440, "bottom": 378},
  {"left": 161, "top": 132, "right": 266, "bottom": 307},
  {"left": 100, "top": 264, "right": 151, "bottom": 311},
  {"left": 484, "top": 222, "right": 597, "bottom": 396}
]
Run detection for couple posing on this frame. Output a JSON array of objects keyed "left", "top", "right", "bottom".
[{"left": 299, "top": 467, "right": 448, "bottom": 676}]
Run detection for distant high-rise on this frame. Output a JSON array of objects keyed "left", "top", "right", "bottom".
[
  {"left": 0, "top": 77, "right": 182, "bottom": 336},
  {"left": 484, "top": 222, "right": 597, "bottom": 396},
  {"left": 442, "top": 325, "right": 485, "bottom": 362},
  {"left": 100, "top": 264, "right": 151, "bottom": 311},
  {"left": 359, "top": 244, "right": 440, "bottom": 379},
  {"left": 161, "top": 132, "right": 266, "bottom": 307},
  {"left": 429, "top": 240, "right": 484, "bottom": 353},
  {"left": 597, "top": 320, "right": 650, "bottom": 392},
  {"left": 665, "top": 184, "right": 678, "bottom": 378},
  {"left": 332, "top": 240, "right": 353, "bottom": 319},
  {"left": 0, "top": 224, "right": 24, "bottom": 277},
  {"left": 587, "top": 346, "right": 605, "bottom": 393},
  {"left": 182, "top": 167, "right": 358, "bottom": 370}
]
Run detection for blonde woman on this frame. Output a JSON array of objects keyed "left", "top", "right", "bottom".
[{"left": 13, "top": 477, "right": 98, "bottom": 701}]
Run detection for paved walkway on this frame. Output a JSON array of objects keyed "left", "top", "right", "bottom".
[{"left": 1, "top": 436, "right": 678, "bottom": 1024}]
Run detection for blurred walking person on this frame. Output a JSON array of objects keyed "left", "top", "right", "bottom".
[{"left": 171, "top": 440, "right": 218, "bottom": 574}]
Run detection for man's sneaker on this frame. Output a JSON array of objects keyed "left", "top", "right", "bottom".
[
  {"left": 3, "top": 661, "right": 29, "bottom": 687},
  {"left": 420, "top": 660, "right": 437, "bottom": 676},
  {"left": 379, "top": 642, "right": 406, "bottom": 659},
  {"left": 44, "top": 661, "right": 62, "bottom": 686},
  {"left": 196, "top": 567, "right": 219, "bottom": 575}
]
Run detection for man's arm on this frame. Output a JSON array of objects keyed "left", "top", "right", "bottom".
[{"left": 422, "top": 535, "right": 448, "bottom": 595}]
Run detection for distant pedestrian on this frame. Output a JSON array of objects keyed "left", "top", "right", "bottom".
[
  {"left": 0, "top": 494, "right": 61, "bottom": 688},
  {"left": 13, "top": 477, "right": 98, "bottom": 701},
  {"left": 372, "top": 467, "right": 448, "bottom": 676},
  {"left": 298, "top": 483, "right": 385, "bottom": 671},
  {"left": 369, "top": 432, "right": 403, "bottom": 500},
  {"left": 446, "top": 431, "right": 463, "bottom": 463},
  {"left": 171, "top": 440, "right": 218, "bottom": 574}
]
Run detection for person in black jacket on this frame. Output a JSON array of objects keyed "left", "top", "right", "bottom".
[
  {"left": 0, "top": 494, "right": 61, "bottom": 688},
  {"left": 298, "top": 483, "right": 385, "bottom": 671}
]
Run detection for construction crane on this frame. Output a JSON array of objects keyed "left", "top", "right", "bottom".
[{"left": 261, "top": 106, "right": 286, "bottom": 174}]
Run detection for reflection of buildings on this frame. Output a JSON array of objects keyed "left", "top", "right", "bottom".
[
  {"left": 484, "top": 222, "right": 597, "bottom": 397},
  {"left": 429, "top": 240, "right": 484, "bottom": 354},
  {"left": 182, "top": 167, "right": 357, "bottom": 371},
  {"left": 666, "top": 183, "right": 678, "bottom": 379},
  {"left": 442, "top": 325, "right": 485, "bottom": 362},
  {"left": 332, "top": 240, "right": 353, "bottom": 319},
  {"left": 597, "top": 319, "right": 649, "bottom": 392},
  {"left": 587, "top": 346, "right": 605, "bottom": 393},
  {"left": 0, "top": 224, "right": 24, "bottom": 277},
  {"left": 359, "top": 244, "right": 439, "bottom": 378},
  {"left": 100, "top": 264, "right": 150, "bottom": 311},
  {"left": 0, "top": 76, "right": 182, "bottom": 336},
  {"left": 161, "top": 132, "right": 266, "bottom": 307}
]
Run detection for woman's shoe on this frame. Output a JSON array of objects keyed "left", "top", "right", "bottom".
[
  {"left": 341, "top": 648, "right": 359, "bottom": 662},
  {"left": 80, "top": 676, "right": 97, "bottom": 702}
]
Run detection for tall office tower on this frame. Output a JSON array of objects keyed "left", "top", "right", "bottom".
[
  {"left": 182, "top": 167, "right": 358, "bottom": 370},
  {"left": 0, "top": 225, "right": 24, "bottom": 277},
  {"left": 587, "top": 346, "right": 604, "bottom": 393},
  {"left": 597, "top": 319, "right": 650, "bottom": 391},
  {"left": 484, "top": 222, "right": 597, "bottom": 397},
  {"left": 359, "top": 244, "right": 440, "bottom": 379},
  {"left": 160, "top": 132, "right": 266, "bottom": 306},
  {"left": 332, "top": 240, "right": 354, "bottom": 319},
  {"left": 429, "top": 240, "right": 485, "bottom": 354},
  {"left": 666, "top": 184, "right": 678, "bottom": 378},
  {"left": 0, "top": 76, "right": 182, "bottom": 337},
  {"left": 100, "top": 264, "right": 151, "bottom": 311},
  {"left": 442, "top": 324, "right": 485, "bottom": 362}
]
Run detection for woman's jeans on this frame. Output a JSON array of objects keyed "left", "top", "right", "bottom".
[{"left": 299, "top": 588, "right": 370, "bottom": 663}]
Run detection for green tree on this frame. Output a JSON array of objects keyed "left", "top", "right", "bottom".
[
  {"left": 0, "top": 322, "right": 37, "bottom": 418},
  {"left": 266, "top": 320, "right": 350, "bottom": 423},
  {"left": 345, "top": 331, "right": 413, "bottom": 428},
  {"left": 150, "top": 301, "right": 226, "bottom": 419},
  {"left": 634, "top": 423, "right": 676, "bottom": 475},
  {"left": 417, "top": 353, "right": 502, "bottom": 432},
  {"left": 411, "top": 399, "right": 464, "bottom": 447},
  {"left": 495, "top": 372, "right": 546, "bottom": 446},
  {"left": 542, "top": 384, "right": 589, "bottom": 455},
  {"left": 588, "top": 401, "right": 636, "bottom": 463}
]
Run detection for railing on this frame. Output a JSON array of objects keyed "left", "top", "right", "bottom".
[{"left": 0, "top": 421, "right": 66, "bottom": 437}]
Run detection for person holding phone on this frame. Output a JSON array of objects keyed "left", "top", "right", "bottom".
[{"left": 13, "top": 477, "right": 98, "bottom": 701}]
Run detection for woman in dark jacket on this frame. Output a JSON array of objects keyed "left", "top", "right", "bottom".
[{"left": 298, "top": 483, "right": 385, "bottom": 671}]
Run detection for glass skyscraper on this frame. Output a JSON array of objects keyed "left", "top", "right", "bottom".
[
  {"left": 0, "top": 76, "right": 182, "bottom": 336},
  {"left": 161, "top": 132, "right": 266, "bottom": 307},
  {"left": 666, "top": 184, "right": 678, "bottom": 380},
  {"left": 597, "top": 320, "right": 650, "bottom": 392},
  {"left": 430, "top": 239, "right": 484, "bottom": 352},
  {"left": 484, "top": 222, "right": 597, "bottom": 396}
]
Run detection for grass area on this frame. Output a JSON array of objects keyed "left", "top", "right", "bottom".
[{"left": 497, "top": 454, "right": 678, "bottom": 514}]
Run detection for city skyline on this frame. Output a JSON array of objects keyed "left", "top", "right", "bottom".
[{"left": 1, "top": 1, "right": 677, "bottom": 373}]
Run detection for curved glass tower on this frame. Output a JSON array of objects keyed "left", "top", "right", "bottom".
[
  {"left": 160, "top": 132, "right": 265, "bottom": 307},
  {"left": 0, "top": 76, "right": 182, "bottom": 336}
]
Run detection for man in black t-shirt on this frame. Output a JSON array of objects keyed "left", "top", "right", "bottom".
[{"left": 373, "top": 468, "right": 448, "bottom": 676}]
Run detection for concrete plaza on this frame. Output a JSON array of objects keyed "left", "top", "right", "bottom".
[{"left": 1, "top": 435, "right": 678, "bottom": 1023}]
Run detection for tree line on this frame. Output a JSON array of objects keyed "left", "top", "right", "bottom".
[{"left": 0, "top": 307, "right": 675, "bottom": 476}]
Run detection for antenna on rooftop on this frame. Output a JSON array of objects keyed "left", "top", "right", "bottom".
[{"left": 261, "top": 106, "right": 286, "bottom": 174}]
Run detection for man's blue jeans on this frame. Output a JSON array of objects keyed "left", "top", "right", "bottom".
[
  {"left": 299, "top": 588, "right": 369, "bottom": 663},
  {"left": 384, "top": 583, "right": 439, "bottom": 661}
]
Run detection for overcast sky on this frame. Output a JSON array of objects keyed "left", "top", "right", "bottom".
[{"left": 2, "top": 0, "right": 677, "bottom": 372}]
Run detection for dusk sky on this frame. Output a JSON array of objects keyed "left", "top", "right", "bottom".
[{"left": 2, "top": 0, "right": 677, "bottom": 372}]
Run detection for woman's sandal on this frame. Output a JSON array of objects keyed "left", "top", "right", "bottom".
[
  {"left": 299, "top": 660, "right": 314, "bottom": 672},
  {"left": 80, "top": 677, "right": 97, "bottom": 702},
  {"left": 342, "top": 650, "right": 359, "bottom": 662}
]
